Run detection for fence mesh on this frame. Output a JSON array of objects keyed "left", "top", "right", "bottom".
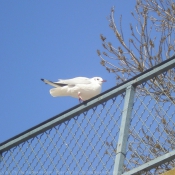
[
  {"left": 124, "top": 70, "right": 175, "bottom": 174},
  {"left": 1, "top": 63, "right": 175, "bottom": 175},
  {"left": 0, "top": 94, "right": 125, "bottom": 175}
]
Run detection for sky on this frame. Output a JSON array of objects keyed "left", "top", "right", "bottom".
[{"left": 0, "top": 1, "right": 135, "bottom": 143}]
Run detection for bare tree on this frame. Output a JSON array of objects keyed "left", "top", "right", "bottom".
[
  {"left": 99, "top": 0, "right": 175, "bottom": 174},
  {"left": 98, "top": 0, "right": 175, "bottom": 80}
]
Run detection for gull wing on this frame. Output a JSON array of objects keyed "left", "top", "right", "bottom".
[
  {"left": 57, "top": 77, "right": 91, "bottom": 85},
  {"left": 41, "top": 79, "right": 67, "bottom": 87}
]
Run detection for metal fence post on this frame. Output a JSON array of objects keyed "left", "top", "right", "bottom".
[
  {"left": 0, "top": 153, "right": 2, "bottom": 162},
  {"left": 113, "top": 85, "right": 135, "bottom": 175}
]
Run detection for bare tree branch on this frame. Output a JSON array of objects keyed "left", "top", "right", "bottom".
[{"left": 99, "top": 0, "right": 175, "bottom": 173}]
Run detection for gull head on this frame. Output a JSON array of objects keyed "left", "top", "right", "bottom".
[{"left": 91, "top": 77, "right": 106, "bottom": 85}]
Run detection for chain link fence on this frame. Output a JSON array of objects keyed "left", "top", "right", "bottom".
[
  {"left": 124, "top": 75, "right": 175, "bottom": 174},
  {"left": 1, "top": 57, "right": 175, "bottom": 175}
]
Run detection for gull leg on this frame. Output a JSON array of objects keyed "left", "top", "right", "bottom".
[{"left": 78, "top": 92, "right": 83, "bottom": 103}]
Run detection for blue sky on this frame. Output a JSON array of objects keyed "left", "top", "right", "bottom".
[{"left": 0, "top": 1, "right": 135, "bottom": 142}]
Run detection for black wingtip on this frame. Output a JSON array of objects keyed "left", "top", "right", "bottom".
[{"left": 41, "top": 78, "right": 44, "bottom": 82}]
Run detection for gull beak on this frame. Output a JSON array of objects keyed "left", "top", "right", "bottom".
[{"left": 102, "top": 80, "right": 107, "bottom": 82}]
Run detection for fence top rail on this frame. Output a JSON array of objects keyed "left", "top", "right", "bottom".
[
  {"left": 122, "top": 149, "right": 175, "bottom": 175},
  {"left": 1, "top": 55, "right": 175, "bottom": 153}
]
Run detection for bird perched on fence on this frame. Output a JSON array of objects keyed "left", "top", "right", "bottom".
[{"left": 41, "top": 77, "right": 106, "bottom": 102}]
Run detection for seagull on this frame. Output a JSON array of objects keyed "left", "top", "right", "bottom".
[{"left": 41, "top": 77, "right": 106, "bottom": 102}]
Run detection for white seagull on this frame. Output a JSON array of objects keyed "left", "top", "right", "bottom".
[{"left": 41, "top": 77, "right": 106, "bottom": 102}]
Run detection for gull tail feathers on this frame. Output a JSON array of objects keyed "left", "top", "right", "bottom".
[{"left": 50, "top": 88, "right": 68, "bottom": 97}]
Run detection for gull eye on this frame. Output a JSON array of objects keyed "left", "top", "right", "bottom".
[{"left": 97, "top": 78, "right": 99, "bottom": 80}]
